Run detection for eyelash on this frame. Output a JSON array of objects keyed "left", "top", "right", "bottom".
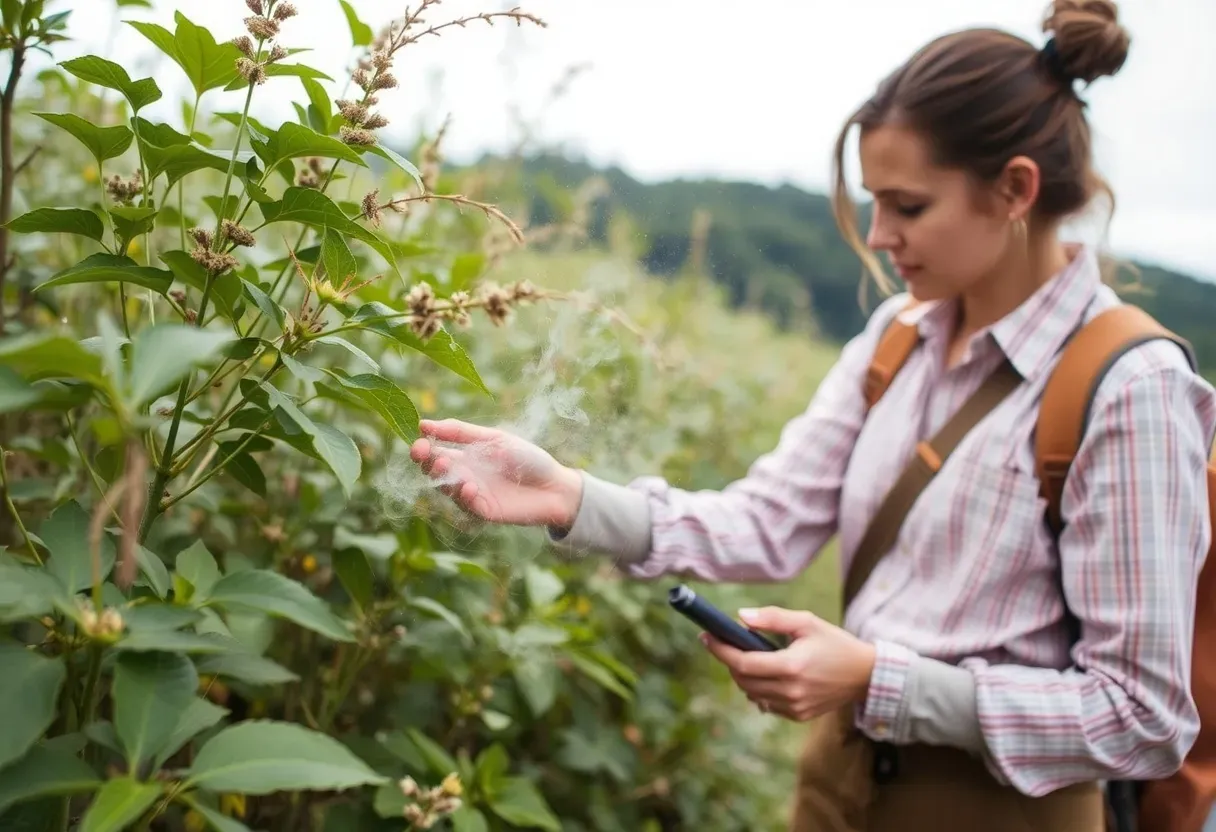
[{"left": 896, "top": 204, "right": 926, "bottom": 218}]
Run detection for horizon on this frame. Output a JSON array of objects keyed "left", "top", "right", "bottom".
[{"left": 25, "top": 0, "right": 1216, "bottom": 283}]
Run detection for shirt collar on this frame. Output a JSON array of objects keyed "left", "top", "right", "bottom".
[{"left": 893, "top": 244, "right": 1100, "bottom": 381}]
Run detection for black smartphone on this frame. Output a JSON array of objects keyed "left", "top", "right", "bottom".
[{"left": 668, "top": 584, "right": 780, "bottom": 652}]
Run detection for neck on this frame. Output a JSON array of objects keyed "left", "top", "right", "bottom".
[{"left": 956, "top": 230, "right": 1071, "bottom": 338}]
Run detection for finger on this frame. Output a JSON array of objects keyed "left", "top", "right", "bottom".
[
  {"left": 733, "top": 676, "right": 796, "bottom": 704},
  {"left": 420, "top": 418, "right": 499, "bottom": 445},
  {"left": 738, "top": 606, "right": 820, "bottom": 638},
  {"left": 702, "top": 634, "right": 793, "bottom": 678}
]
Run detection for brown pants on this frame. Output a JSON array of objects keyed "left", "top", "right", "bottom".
[{"left": 790, "top": 708, "right": 1106, "bottom": 832}]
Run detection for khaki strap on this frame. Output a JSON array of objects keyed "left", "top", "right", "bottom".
[
  {"left": 844, "top": 358, "right": 1023, "bottom": 606},
  {"left": 1034, "top": 305, "right": 1196, "bottom": 532}
]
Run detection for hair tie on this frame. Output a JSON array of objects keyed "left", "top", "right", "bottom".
[{"left": 1040, "top": 37, "right": 1071, "bottom": 85}]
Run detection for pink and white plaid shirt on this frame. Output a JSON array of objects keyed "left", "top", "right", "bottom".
[{"left": 622, "top": 246, "right": 1216, "bottom": 795}]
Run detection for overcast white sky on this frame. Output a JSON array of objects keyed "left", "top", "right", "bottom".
[{"left": 46, "top": 0, "right": 1216, "bottom": 281}]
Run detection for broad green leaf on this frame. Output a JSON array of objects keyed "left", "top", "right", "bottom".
[
  {"left": 404, "top": 728, "right": 458, "bottom": 775},
  {"left": 194, "top": 651, "right": 299, "bottom": 686},
  {"left": 0, "top": 331, "right": 106, "bottom": 388},
  {"left": 365, "top": 143, "right": 424, "bottom": 193},
  {"left": 122, "top": 603, "right": 202, "bottom": 631},
  {"left": 133, "top": 544, "right": 172, "bottom": 599},
  {"left": 408, "top": 596, "right": 469, "bottom": 642},
  {"left": 319, "top": 226, "right": 356, "bottom": 284},
  {"left": 60, "top": 55, "right": 161, "bottom": 112},
  {"left": 153, "top": 697, "right": 229, "bottom": 769},
  {"left": 0, "top": 743, "right": 101, "bottom": 816},
  {"left": 331, "top": 372, "right": 419, "bottom": 442},
  {"left": 37, "top": 253, "right": 174, "bottom": 296},
  {"left": 281, "top": 354, "right": 326, "bottom": 384},
  {"left": 241, "top": 279, "right": 286, "bottom": 332},
  {"left": 112, "top": 630, "right": 231, "bottom": 654},
  {"left": 338, "top": 0, "right": 373, "bottom": 46},
  {"left": 109, "top": 205, "right": 158, "bottom": 246},
  {"left": 176, "top": 540, "right": 221, "bottom": 600},
  {"left": 0, "top": 644, "right": 66, "bottom": 769},
  {"left": 523, "top": 564, "right": 564, "bottom": 608},
  {"left": 1, "top": 0, "right": 21, "bottom": 31},
  {"left": 33, "top": 112, "right": 133, "bottom": 166},
  {"left": 113, "top": 651, "right": 200, "bottom": 773},
  {"left": 451, "top": 807, "right": 491, "bottom": 832},
  {"left": 178, "top": 795, "right": 253, "bottom": 832},
  {"left": 79, "top": 777, "right": 162, "bottom": 832},
  {"left": 216, "top": 443, "right": 267, "bottom": 497},
  {"left": 160, "top": 250, "right": 244, "bottom": 323},
  {"left": 486, "top": 777, "right": 561, "bottom": 831},
  {"left": 259, "top": 188, "right": 396, "bottom": 268},
  {"left": 349, "top": 302, "right": 490, "bottom": 395},
  {"left": 267, "top": 122, "right": 366, "bottom": 170},
  {"left": 332, "top": 548, "right": 373, "bottom": 611},
  {"left": 128, "top": 324, "right": 234, "bottom": 406},
  {"left": 185, "top": 721, "right": 388, "bottom": 794},
  {"left": 128, "top": 13, "right": 243, "bottom": 97},
  {"left": 141, "top": 140, "right": 235, "bottom": 188},
  {"left": 315, "top": 335, "right": 379, "bottom": 372},
  {"left": 475, "top": 743, "right": 509, "bottom": 794},
  {"left": 300, "top": 77, "right": 332, "bottom": 133},
  {"left": 262, "top": 385, "right": 361, "bottom": 497},
  {"left": 42, "top": 499, "right": 113, "bottom": 594},
  {"left": 0, "top": 562, "right": 71, "bottom": 621},
  {"left": 206, "top": 569, "right": 355, "bottom": 642},
  {"left": 0, "top": 366, "right": 43, "bottom": 414},
  {"left": 512, "top": 653, "right": 559, "bottom": 718},
  {"left": 564, "top": 650, "right": 633, "bottom": 700},
  {"left": 5, "top": 207, "right": 104, "bottom": 242}
]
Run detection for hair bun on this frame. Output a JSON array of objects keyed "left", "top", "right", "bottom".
[{"left": 1042, "top": 0, "right": 1130, "bottom": 83}]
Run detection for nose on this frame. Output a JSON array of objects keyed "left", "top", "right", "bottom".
[{"left": 865, "top": 205, "right": 900, "bottom": 252}]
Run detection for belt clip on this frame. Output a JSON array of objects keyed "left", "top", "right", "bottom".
[{"left": 871, "top": 742, "right": 899, "bottom": 784}]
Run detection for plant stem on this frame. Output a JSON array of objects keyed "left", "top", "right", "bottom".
[
  {"left": 162, "top": 418, "right": 270, "bottom": 510},
  {"left": 79, "top": 646, "right": 103, "bottom": 727},
  {"left": 0, "top": 444, "right": 40, "bottom": 563},
  {"left": 137, "top": 54, "right": 264, "bottom": 544},
  {"left": 0, "top": 42, "right": 26, "bottom": 334}
]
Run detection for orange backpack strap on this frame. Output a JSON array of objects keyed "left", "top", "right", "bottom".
[
  {"left": 864, "top": 300, "right": 921, "bottom": 410},
  {"left": 1034, "top": 304, "right": 1197, "bottom": 532}
]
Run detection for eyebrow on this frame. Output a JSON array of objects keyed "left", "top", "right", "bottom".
[{"left": 862, "top": 185, "right": 931, "bottom": 200}]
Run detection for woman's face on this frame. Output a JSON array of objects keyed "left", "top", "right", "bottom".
[{"left": 858, "top": 123, "right": 1015, "bottom": 302}]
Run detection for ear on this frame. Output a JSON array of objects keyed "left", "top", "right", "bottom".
[{"left": 995, "top": 155, "right": 1041, "bottom": 220}]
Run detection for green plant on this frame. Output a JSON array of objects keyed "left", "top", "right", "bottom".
[{"left": 0, "top": 1, "right": 830, "bottom": 830}]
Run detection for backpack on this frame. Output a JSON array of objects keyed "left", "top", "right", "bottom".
[{"left": 864, "top": 301, "right": 1216, "bottom": 832}]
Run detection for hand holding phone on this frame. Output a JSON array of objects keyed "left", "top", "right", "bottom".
[{"left": 668, "top": 584, "right": 780, "bottom": 652}]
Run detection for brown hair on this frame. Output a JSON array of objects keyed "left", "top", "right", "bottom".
[{"left": 831, "top": 0, "right": 1132, "bottom": 294}]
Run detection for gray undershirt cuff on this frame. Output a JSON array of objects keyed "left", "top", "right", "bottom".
[
  {"left": 547, "top": 471, "right": 652, "bottom": 563},
  {"left": 904, "top": 655, "right": 986, "bottom": 755}
]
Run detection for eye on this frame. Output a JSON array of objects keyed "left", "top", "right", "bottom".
[{"left": 895, "top": 203, "right": 926, "bottom": 218}]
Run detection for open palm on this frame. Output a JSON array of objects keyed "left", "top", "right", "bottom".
[{"left": 409, "top": 418, "right": 583, "bottom": 528}]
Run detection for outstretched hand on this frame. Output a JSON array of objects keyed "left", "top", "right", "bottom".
[
  {"left": 409, "top": 418, "right": 584, "bottom": 529},
  {"left": 701, "top": 606, "right": 877, "bottom": 721}
]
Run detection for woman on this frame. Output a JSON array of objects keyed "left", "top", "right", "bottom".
[{"left": 409, "top": 1, "right": 1216, "bottom": 829}]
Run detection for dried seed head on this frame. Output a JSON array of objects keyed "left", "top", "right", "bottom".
[
  {"left": 244, "top": 15, "right": 279, "bottom": 40},
  {"left": 361, "top": 189, "right": 382, "bottom": 226},
  {"left": 169, "top": 289, "right": 187, "bottom": 304},
  {"left": 188, "top": 227, "right": 213, "bottom": 248},
  {"left": 509, "top": 279, "right": 538, "bottom": 304},
  {"left": 371, "top": 72, "right": 398, "bottom": 91},
  {"left": 190, "top": 247, "right": 240, "bottom": 276},
  {"left": 478, "top": 283, "right": 512, "bottom": 326},
  {"left": 236, "top": 57, "right": 266, "bottom": 85},
  {"left": 267, "top": 43, "right": 288, "bottom": 63},
  {"left": 185, "top": 308, "right": 198, "bottom": 323},
  {"left": 403, "top": 805, "right": 426, "bottom": 824},
  {"left": 409, "top": 314, "right": 442, "bottom": 340},
  {"left": 372, "top": 50, "right": 393, "bottom": 72},
  {"left": 231, "top": 35, "right": 256, "bottom": 59},
  {"left": 307, "top": 157, "right": 324, "bottom": 174},
  {"left": 449, "top": 290, "right": 470, "bottom": 308},
  {"left": 406, "top": 281, "right": 436, "bottom": 317},
  {"left": 399, "top": 777, "right": 419, "bottom": 798},
  {"left": 222, "top": 220, "right": 256, "bottom": 247},
  {"left": 336, "top": 99, "right": 369, "bottom": 125},
  {"left": 363, "top": 112, "right": 389, "bottom": 130},
  {"left": 246, "top": 0, "right": 263, "bottom": 14},
  {"left": 297, "top": 168, "right": 319, "bottom": 189},
  {"left": 352, "top": 68, "right": 370, "bottom": 90},
  {"left": 340, "top": 125, "right": 376, "bottom": 147},
  {"left": 272, "top": 1, "right": 297, "bottom": 21}
]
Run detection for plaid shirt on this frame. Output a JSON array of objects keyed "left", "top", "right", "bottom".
[{"left": 622, "top": 247, "right": 1216, "bottom": 795}]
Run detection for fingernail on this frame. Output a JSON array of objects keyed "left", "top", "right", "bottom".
[
  {"left": 738, "top": 608, "right": 757, "bottom": 621},
  {"left": 698, "top": 633, "right": 708, "bottom": 646}
]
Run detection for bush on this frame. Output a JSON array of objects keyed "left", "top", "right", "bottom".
[{"left": 0, "top": 2, "right": 843, "bottom": 829}]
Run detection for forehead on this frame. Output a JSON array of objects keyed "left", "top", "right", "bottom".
[{"left": 858, "top": 123, "right": 942, "bottom": 193}]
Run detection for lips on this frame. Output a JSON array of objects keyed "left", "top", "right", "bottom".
[{"left": 893, "top": 263, "right": 922, "bottom": 280}]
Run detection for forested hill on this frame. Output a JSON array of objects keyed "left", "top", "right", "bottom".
[{"left": 484, "top": 153, "right": 1216, "bottom": 374}]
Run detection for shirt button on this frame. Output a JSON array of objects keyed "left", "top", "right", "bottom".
[{"left": 873, "top": 721, "right": 890, "bottom": 737}]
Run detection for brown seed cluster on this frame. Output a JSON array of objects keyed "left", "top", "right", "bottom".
[
  {"left": 232, "top": 0, "right": 297, "bottom": 86},
  {"left": 399, "top": 773, "right": 463, "bottom": 829}
]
